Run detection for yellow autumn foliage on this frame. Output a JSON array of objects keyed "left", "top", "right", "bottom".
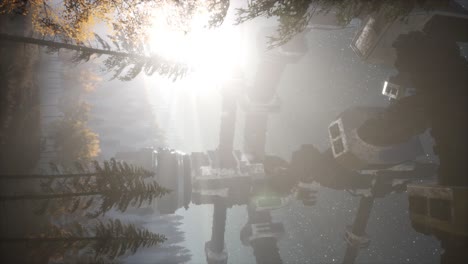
[
  {"left": 62, "top": 67, "right": 102, "bottom": 93},
  {"left": 53, "top": 101, "right": 100, "bottom": 166},
  {"left": 1, "top": 0, "right": 160, "bottom": 42},
  {"left": 1, "top": 0, "right": 219, "bottom": 44}
]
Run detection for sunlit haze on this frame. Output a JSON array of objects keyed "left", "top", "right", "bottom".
[
  {"left": 147, "top": 5, "right": 246, "bottom": 86},
  {"left": 1, "top": 1, "right": 467, "bottom": 264}
]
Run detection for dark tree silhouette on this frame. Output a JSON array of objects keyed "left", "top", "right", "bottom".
[
  {"left": 0, "top": 159, "right": 153, "bottom": 180},
  {"left": 0, "top": 159, "right": 170, "bottom": 216},
  {"left": 0, "top": 33, "right": 188, "bottom": 81},
  {"left": 2, "top": 0, "right": 451, "bottom": 51},
  {"left": 235, "top": 0, "right": 449, "bottom": 48},
  {"left": 0, "top": 219, "right": 167, "bottom": 261}
]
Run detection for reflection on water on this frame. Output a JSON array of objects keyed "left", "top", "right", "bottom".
[{"left": 1, "top": 2, "right": 468, "bottom": 264}]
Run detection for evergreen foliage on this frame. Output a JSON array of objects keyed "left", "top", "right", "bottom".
[
  {"left": 0, "top": 159, "right": 170, "bottom": 216},
  {"left": 235, "top": 0, "right": 448, "bottom": 48},
  {"left": 0, "top": 33, "right": 188, "bottom": 81},
  {"left": 0, "top": 219, "right": 166, "bottom": 261},
  {"left": 1, "top": 0, "right": 450, "bottom": 52}
]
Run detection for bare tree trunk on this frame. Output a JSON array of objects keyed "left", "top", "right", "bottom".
[
  {"left": 0, "top": 173, "right": 96, "bottom": 180},
  {"left": 0, "top": 33, "right": 145, "bottom": 60},
  {"left": 0, "top": 191, "right": 102, "bottom": 201}
]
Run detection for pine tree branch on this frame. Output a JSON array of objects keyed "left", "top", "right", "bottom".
[
  {"left": 0, "top": 33, "right": 188, "bottom": 80},
  {"left": 0, "top": 33, "right": 144, "bottom": 59}
]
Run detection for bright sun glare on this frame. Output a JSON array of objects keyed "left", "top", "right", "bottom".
[{"left": 147, "top": 5, "right": 244, "bottom": 86}]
